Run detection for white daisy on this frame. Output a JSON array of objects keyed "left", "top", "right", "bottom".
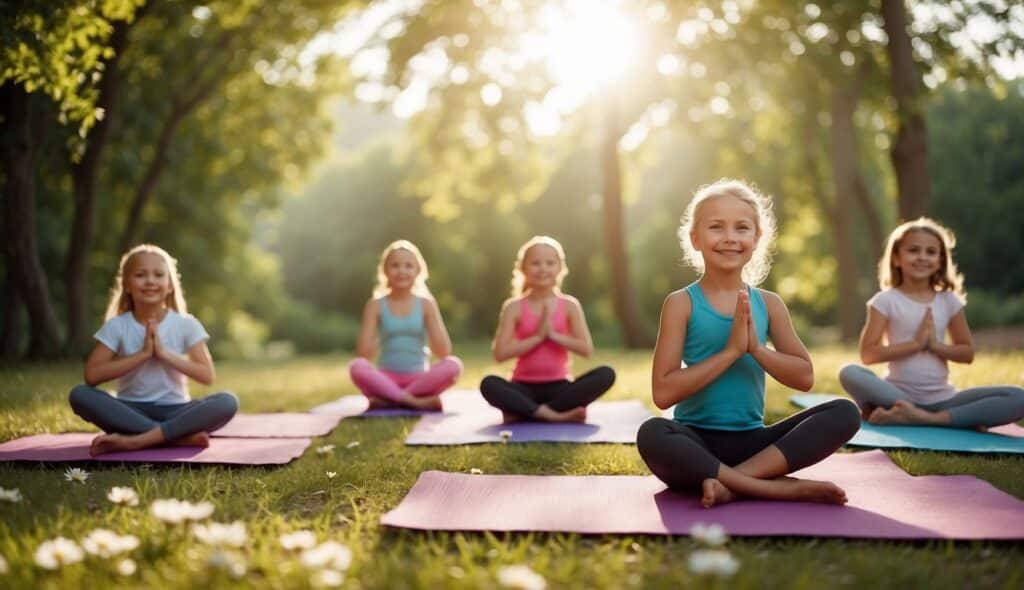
[
  {"left": 326, "top": 472, "right": 337, "bottom": 479},
  {"left": 316, "top": 444, "right": 336, "bottom": 455},
  {"left": 106, "top": 486, "right": 139, "bottom": 507},
  {"left": 150, "top": 499, "right": 215, "bottom": 524},
  {"left": 300, "top": 541, "right": 353, "bottom": 571},
  {"left": 0, "top": 487, "right": 22, "bottom": 503},
  {"left": 63, "top": 467, "right": 90, "bottom": 484},
  {"left": 279, "top": 530, "right": 317, "bottom": 551},
  {"left": 34, "top": 537, "right": 84, "bottom": 569},
  {"left": 689, "top": 522, "right": 729, "bottom": 547},
  {"left": 207, "top": 549, "right": 246, "bottom": 579},
  {"left": 687, "top": 549, "right": 739, "bottom": 577},
  {"left": 191, "top": 521, "right": 247, "bottom": 548},
  {"left": 346, "top": 441, "right": 360, "bottom": 449},
  {"left": 497, "top": 564, "right": 547, "bottom": 590},
  {"left": 470, "top": 468, "right": 483, "bottom": 475},
  {"left": 499, "top": 430, "right": 513, "bottom": 443},
  {"left": 81, "top": 529, "right": 139, "bottom": 558},
  {"left": 116, "top": 558, "right": 137, "bottom": 576}
]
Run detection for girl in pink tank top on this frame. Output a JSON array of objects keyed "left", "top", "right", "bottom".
[{"left": 479, "top": 236, "right": 615, "bottom": 423}]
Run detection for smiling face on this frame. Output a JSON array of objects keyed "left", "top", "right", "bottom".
[
  {"left": 521, "top": 244, "right": 563, "bottom": 291},
  {"left": 893, "top": 229, "right": 944, "bottom": 285},
  {"left": 124, "top": 252, "right": 172, "bottom": 309},
  {"left": 384, "top": 248, "right": 421, "bottom": 292},
  {"left": 689, "top": 194, "right": 760, "bottom": 274}
]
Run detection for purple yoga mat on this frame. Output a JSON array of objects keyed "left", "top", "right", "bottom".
[
  {"left": 212, "top": 413, "right": 341, "bottom": 438},
  {"left": 382, "top": 450, "right": 1024, "bottom": 539},
  {"left": 309, "top": 389, "right": 490, "bottom": 417},
  {"left": 0, "top": 433, "right": 310, "bottom": 465},
  {"left": 405, "top": 400, "right": 653, "bottom": 445}
]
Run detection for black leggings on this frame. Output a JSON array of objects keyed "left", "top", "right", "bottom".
[
  {"left": 480, "top": 366, "right": 616, "bottom": 418},
  {"left": 636, "top": 399, "right": 860, "bottom": 491}
]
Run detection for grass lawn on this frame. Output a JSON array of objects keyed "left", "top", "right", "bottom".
[{"left": 1, "top": 345, "right": 1022, "bottom": 589}]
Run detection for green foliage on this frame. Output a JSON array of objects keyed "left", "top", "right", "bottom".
[{"left": 929, "top": 83, "right": 1024, "bottom": 295}]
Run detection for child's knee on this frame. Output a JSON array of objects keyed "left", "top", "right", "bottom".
[
  {"left": 595, "top": 365, "right": 616, "bottom": 387},
  {"left": 829, "top": 399, "right": 862, "bottom": 438},
  {"left": 68, "top": 384, "right": 97, "bottom": 412},
  {"left": 479, "top": 375, "right": 504, "bottom": 399},
  {"left": 211, "top": 391, "right": 239, "bottom": 418},
  {"left": 441, "top": 356, "right": 464, "bottom": 377},
  {"left": 636, "top": 417, "right": 670, "bottom": 456},
  {"left": 837, "top": 364, "right": 865, "bottom": 389},
  {"left": 348, "top": 357, "right": 373, "bottom": 376}
]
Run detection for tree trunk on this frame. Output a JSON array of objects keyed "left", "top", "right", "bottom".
[
  {"left": 1, "top": 270, "right": 24, "bottom": 358},
  {"left": 830, "top": 79, "right": 867, "bottom": 343},
  {"left": 881, "top": 0, "right": 931, "bottom": 220},
  {"left": 600, "top": 100, "right": 653, "bottom": 348},
  {"left": 0, "top": 84, "right": 63, "bottom": 357},
  {"left": 66, "top": 19, "right": 133, "bottom": 355}
]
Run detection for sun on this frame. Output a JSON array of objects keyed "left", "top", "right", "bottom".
[{"left": 522, "top": 0, "right": 640, "bottom": 95}]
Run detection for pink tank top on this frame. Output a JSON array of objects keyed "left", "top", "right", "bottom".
[{"left": 511, "top": 296, "right": 571, "bottom": 382}]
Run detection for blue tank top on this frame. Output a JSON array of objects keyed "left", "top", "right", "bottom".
[
  {"left": 378, "top": 296, "right": 427, "bottom": 373},
  {"left": 673, "top": 282, "right": 769, "bottom": 430}
]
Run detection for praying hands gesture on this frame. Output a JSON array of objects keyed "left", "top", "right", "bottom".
[{"left": 915, "top": 308, "right": 935, "bottom": 351}]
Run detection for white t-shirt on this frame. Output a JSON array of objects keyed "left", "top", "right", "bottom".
[
  {"left": 94, "top": 310, "right": 210, "bottom": 404},
  {"left": 868, "top": 289, "right": 964, "bottom": 404}
]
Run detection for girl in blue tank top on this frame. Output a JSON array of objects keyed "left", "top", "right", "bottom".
[
  {"left": 348, "top": 241, "right": 463, "bottom": 410},
  {"left": 637, "top": 179, "right": 860, "bottom": 508}
]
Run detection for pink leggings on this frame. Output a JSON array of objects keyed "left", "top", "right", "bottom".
[{"left": 348, "top": 357, "right": 463, "bottom": 402}]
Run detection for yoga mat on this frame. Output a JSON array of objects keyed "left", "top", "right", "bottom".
[
  {"left": 405, "top": 400, "right": 653, "bottom": 445},
  {"left": 310, "top": 389, "right": 490, "bottom": 417},
  {"left": 212, "top": 413, "right": 341, "bottom": 438},
  {"left": 0, "top": 433, "right": 310, "bottom": 465},
  {"left": 791, "top": 393, "right": 1024, "bottom": 454},
  {"left": 381, "top": 450, "right": 1024, "bottom": 539}
]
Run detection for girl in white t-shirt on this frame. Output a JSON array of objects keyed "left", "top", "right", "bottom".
[
  {"left": 69, "top": 244, "right": 238, "bottom": 456},
  {"left": 839, "top": 218, "right": 1024, "bottom": 429}
]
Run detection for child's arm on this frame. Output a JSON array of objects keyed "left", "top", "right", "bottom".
[
  {"left": 749, "top": 291, "right": 814, "bottom": 392},
  {"left": 492, "top": 299, "right": 546, "bottom": 362},
  {"left": 355, "top": 299, "right": 380, "bottom": 359},
  {"left": 859, "top": 305, "right": 928, "bottom": 364},
  {"left": 546, "top": 296, "right": 594, "bottom": 357},
  {"left": 927, "top": 309, "right": 974, "bottom": 363},
  {"left": 651, "top": 290, "right": 749, "bottom": 410},
  {"left": 83, "top": 331, "right": 154, "bottom": 386},
  {"left": 423, "top": 297, "right": 453, "bottom": 358},
  {"left": 152, "top": 322, "right": 215, "bottom": 385}
]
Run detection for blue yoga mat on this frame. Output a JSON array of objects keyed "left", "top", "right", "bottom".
[{"left": 790, "top": 393, "right": 1024, "bottom": 454}]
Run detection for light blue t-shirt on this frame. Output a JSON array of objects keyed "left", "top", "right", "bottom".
[
  {"left": 378, "top": 296, "right": 427, "bottom": 373},
  {"left": 673, "top": 282, "right": 769, "bottom": 430},
  {"left": 93, "top": 310, "right": 209, "bottom": 404}
]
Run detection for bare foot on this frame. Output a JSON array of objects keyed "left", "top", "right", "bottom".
[
  {"left": 701, "top": 478, "right": 737, "bottom": 508},
  {"left": 975, "top": 425, "right": 989, "bottom": 432},
  {"left": 531, "top": 404, "right": 587, "bottom": 423},
  {"left": 172, "top": 431, "right": 210, "bottom": 448},
  {"left": 406, "top": 395, "right": 443, "bottom": 412},
  {"left": 859, "top": 404, "right": 875, "bottom": 421},
  {"left": 502, "top": 412, "right": 523, "bottom": 424},
  {"left": 367, "top": 397, "right": 397, "bottom": 410},
  {"left": 791, "top": 479, "right": 848, "bottom": 505},
  {"left": 90, "top": 433, "right": 139, "bottom": 456},
  {"left": 868, "top": 400, "right": 936, "bottom": 426}
]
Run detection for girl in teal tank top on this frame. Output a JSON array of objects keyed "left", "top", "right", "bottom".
[
  {"left": 348, "top": 241, "right": 463, "bottom": 411},
  {"left": 637, "top": 180, "right": 860, "bottom": 508}
]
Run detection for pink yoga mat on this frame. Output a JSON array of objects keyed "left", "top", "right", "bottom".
[
  {"left": 405, "top": 400, "right": 653, "bottom": 445},
  {"left": 0, "top": 433, "right": 311, "bottom": 465},
  {"left": 212, "top": 413, "right": 341, "bottom": 438},
  {"left": 381, "top": 450, "right": 1024, "bottom": 539},
  {"left": 310, "top": 389, "right": 490, "bottom": 417}
]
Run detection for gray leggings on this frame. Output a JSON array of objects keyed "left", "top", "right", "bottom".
[
  {"left": 69, "top": 384, "right": 239, "bottom": 441},
  {"left": 636, "top": 399, "right": 861, "bottom": 491},
  {"left": 838, "top": 364, "right": 1024, "bottom": 428}
]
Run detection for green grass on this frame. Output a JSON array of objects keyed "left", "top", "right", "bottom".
[{"left": 1, "top": 345, "right": 1022, "bottom": 589}]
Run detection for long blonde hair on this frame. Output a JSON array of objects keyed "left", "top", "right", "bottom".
[
  {"left": 510, "top": 235, "right": 569, "bottom": 297},
  {"left": 372, "top": 240, "right": 433, "bottom": 299},
  {"left": 878, "top": 217, "right": 965, "bottom": 299},
  {"left": 678, "top": 178, "right": 777, "bottom": 286},
  {"left": 104, "top": 244, "right": 187, "bottom": 320}
]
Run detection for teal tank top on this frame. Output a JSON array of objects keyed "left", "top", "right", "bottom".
[
  {"left": 673, "top": 282, "right": 769, "bottom": 430},
  {"left": 378, "top": 297, "right": 427, "bottom": 373}
]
